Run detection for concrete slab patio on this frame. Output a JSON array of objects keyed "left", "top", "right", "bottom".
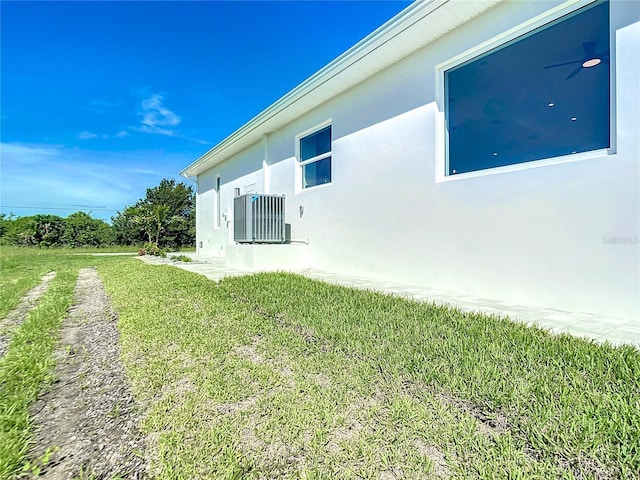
[{"left": 140, "top": 252, "right": 640, "bottom": 349}]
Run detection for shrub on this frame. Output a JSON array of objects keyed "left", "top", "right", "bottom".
[
  {"left": 139, "top": 242, "right": 167, "bottom": 257},
  {"left": 170, "top": 254, "right": 192, "bottom": 263}
]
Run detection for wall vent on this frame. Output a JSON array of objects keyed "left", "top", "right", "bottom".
[{"left": 234, "top": 194, "right": 286, "bottom": 244}]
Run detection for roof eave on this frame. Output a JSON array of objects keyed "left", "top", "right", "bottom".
[{"left": 181, "top": 0, "right": 503, "bottom": 178}]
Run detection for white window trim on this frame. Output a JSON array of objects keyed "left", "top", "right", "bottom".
[
  {"left": 295, "top": 119, "right": 333, "bottom": 193},
  {"left": 214, "top": 174, "right": 222, "bottom": 229},
  {"left": 434, "top": 0, "right": 616, "bottom": 183}
]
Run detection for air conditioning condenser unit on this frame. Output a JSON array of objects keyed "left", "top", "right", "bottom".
[{"left": 233, "top": 194, "right": 285, "bottom": 244}]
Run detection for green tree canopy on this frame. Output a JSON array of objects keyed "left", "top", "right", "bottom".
[
  {"left": 62, "top": 211, "right": 113, "bottom": 247},
  {"left": 26, "top": 214, "right": 66, "bottom": 247},
  {"left": 111, "top": 178, "right": 195, "bottom": 248},
  {"left": 0, "top": 179, "right": 194, "bottom": 248},
  {"left": 0, "top": 212, "right": 113, "bottom": 247}
]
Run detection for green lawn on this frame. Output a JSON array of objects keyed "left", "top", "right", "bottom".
[
  {"left": 1, "top": 248, "right": 638, "bottom": 478},
  {"left": 100, "top": 259, "right": 640, "bottom": 479},
  {"left": 0, "top": 246, "right": 143, "bottom": 317},
  {"left": 0, "top": 247, "right": 120, "bottom": 478}
]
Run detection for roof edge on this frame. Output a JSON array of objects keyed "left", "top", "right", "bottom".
[{"left": 180, "top": 0, "right": 447, "bottom": 178}]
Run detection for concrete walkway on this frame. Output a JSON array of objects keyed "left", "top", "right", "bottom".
[{"left": 143, "top": 252, "right": 640, "bottom": 348}]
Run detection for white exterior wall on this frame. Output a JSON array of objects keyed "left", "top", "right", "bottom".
[
  {"left": 196, "top": 0, "right": 639, "bottom": 321},
  {"left": 197, "top": 141, "right": 265, "bottom": 257}
]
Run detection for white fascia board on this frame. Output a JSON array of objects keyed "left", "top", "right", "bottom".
[{"left": 180, "top": 0, "right": 503, "bottom": 178}]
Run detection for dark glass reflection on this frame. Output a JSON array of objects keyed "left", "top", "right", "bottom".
[
  {"left": 303, "top": 156, "right": 332, "bottom": 188},
  {"left": 300, "top": 126, "right": 331, "bottom": 161},
  {"left": 446, "top": 0, "right": 610, "bottom": 175}
]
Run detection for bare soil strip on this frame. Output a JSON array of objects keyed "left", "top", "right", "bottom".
[
  {"left": 0, "top": 271, "right": 57, "bottom": 358},
  {"left": 29, "top": 268, "right": 147, "bottom": 479}
]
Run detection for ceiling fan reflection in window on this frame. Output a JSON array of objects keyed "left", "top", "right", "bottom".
[{"left": 544, "top": 41, "right": 609, "bottom": 79}]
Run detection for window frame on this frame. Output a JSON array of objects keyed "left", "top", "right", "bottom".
[
  {"left": 295, "top": 120, "right": 333, "bottom": 192},
  {"left": 434, "top": 0, "right": 616, "bottom": 183},
  {"left": 214, "top": 175, "right": 222, "bottom": 229}
]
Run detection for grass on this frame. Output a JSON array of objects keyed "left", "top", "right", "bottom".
[
  {"left": 0, "top": 247, "right": 121, "bottom": 478},
  {"left": 96, "top": 259, "right": 640, "bottom": 479},
  {"left": 1, "top": 247, "right": 638, "bottom": 478},
  {"left": 0, "top": 246, "right": 137, "bottom": 320},
  {"left": 0, "top": 268, "right": 78, "bottom": 477}
]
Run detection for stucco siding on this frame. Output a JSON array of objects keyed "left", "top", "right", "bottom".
[{"left": 194, "top": 0, "right": 639, "bottom": 320}]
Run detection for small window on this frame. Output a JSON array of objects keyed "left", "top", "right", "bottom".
[
  {"left": 444, "top": 0, "right": 610, "bottom": 176},
  {"left": 215, "top": 176, "right": 221, "bottom": 228},
  {"left": 299, "top": 124, "right": 332, "bottom": 189}
]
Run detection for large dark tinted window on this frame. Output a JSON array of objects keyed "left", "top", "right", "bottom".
[{"left": 445, "top": 0, "right": 610, "bottom": 175}]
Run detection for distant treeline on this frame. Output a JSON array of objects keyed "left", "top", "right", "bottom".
[{"left": 0, "top": 179, "right": 195, "bottom": 249}]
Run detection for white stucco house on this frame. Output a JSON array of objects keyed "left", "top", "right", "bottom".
[{"left": 181, "top": 0, "right": 639, "bottom": 322}]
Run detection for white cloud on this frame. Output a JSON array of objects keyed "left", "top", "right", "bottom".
[
  {"left": 116, "top": 130, "right": 129, "bottom": 138},
  {"left": 78, "top": 131, "right": 98, "bottom": 140},
  {"left": 78, "top": 131, "right": 123, "bottom": 141},
  {"left": 1, "top": 143, "right": 133, "bottom": 211},
  {"left": 0, "top": 142, "right": 194, "bottom": 221},
  {"left": 0, "top": 142, "right": 61, "bottom": 163},
  {"left": 88, "top": 98, "right": 122, "bottom": 114},
  {"left": 138, "top": 94, "right": 181, "bottom": 136}
]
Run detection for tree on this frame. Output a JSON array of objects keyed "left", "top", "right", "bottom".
[
  {"left": 0, "top": 213, "right": 12, "bottom": 241},
  {"left": 1, "top": 215, "right": 38, "bottom": 246},
  {"left": 62, "top": 211, "right": 113, "bottom": 247},
  {"left": 143, "top": 179, "right": 195, "bottom": 247},
  {"left": 130, "top": 203, "right": 169, "bottom": 245},
  {"left": 111, "top": 178, "right": 195, "bottom": 248},
  {"left": 145, "top": 179, "right": 193, "bottom": 218},
  {"left": 29, "top": 215, "right": 66, "bottom": 247},
  {"left": 110, "top": 207, "right": 142, "bottom": 246},
  {"left": 0, "top": 212, "right": 114, "bottom": 248},
  {"left": 0, "top": 213, "right": 26, "bottom": 245}
]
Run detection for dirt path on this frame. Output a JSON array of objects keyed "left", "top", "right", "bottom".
[
  {"left": 29, "top": 268, "right": 147, "bottom": 479},
  {"left": 0, "top": 271, "right": 57, "bottom": 358}
]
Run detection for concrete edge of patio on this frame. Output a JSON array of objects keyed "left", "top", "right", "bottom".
[{"left": 139, "top": 252, "right": 640, "bottom": 349}]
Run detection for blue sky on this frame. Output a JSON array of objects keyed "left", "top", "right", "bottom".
[{"left": 1, "top": 0, "right": 410, "bottom": 222}]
